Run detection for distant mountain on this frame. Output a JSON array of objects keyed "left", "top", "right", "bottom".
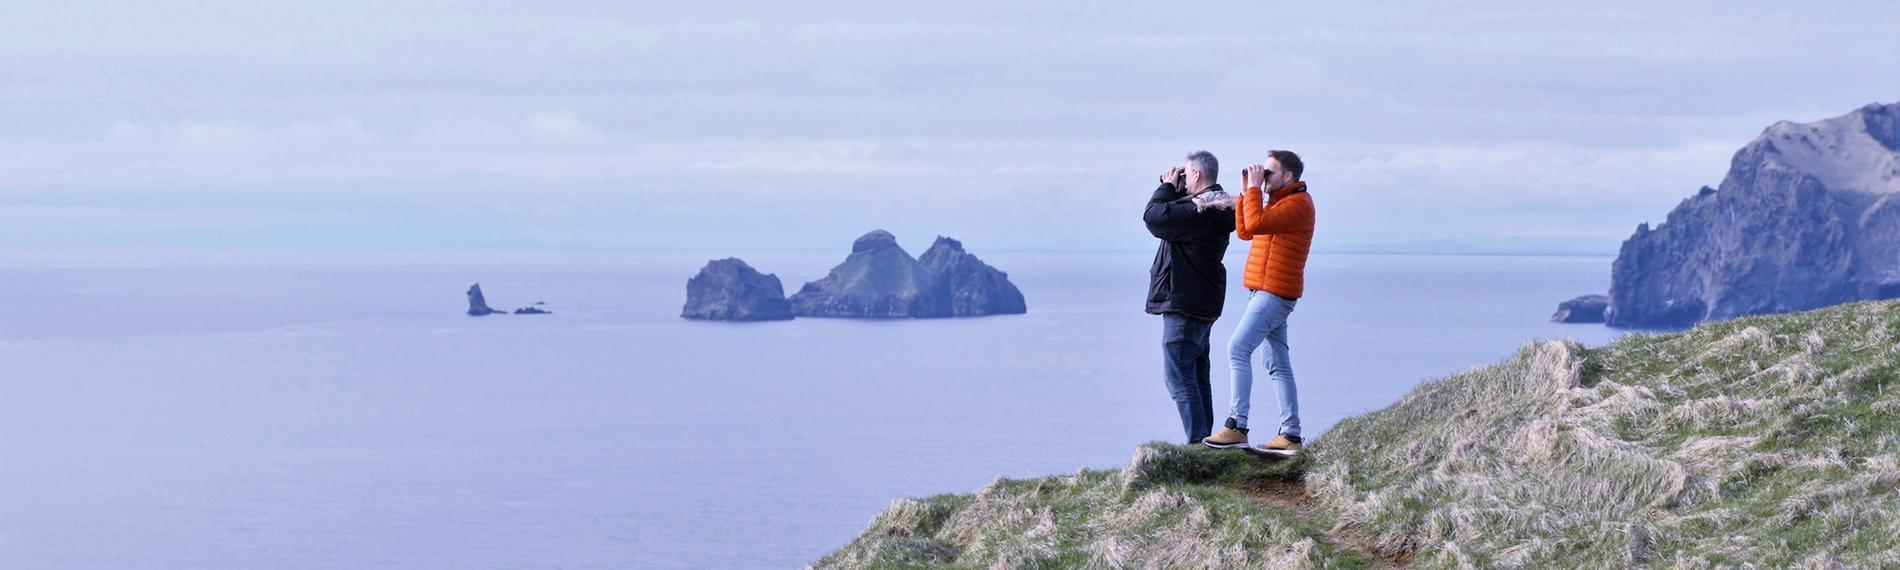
[{"left": 1608, "top": 101, "right": 1900, "bottom": 328}]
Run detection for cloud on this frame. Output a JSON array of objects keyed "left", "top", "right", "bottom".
[
  {"left": 0, "top": 117, "right": 1183, "bottom": 187},
  {"left": 3, "top": 1, "right": 1898, "bottom": 253},
  {"left": 1337, "top": 141, "right": 1737, "bottom": 205}
]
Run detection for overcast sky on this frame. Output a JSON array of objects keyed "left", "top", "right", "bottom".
[{"left": 4, "top": 1, "right": 1898, "bottom": 256}]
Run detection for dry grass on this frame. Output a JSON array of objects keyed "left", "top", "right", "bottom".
[
  {"left": 813, "top": 445, "right": 1357, "bottom": 569},
  {"left": 817, "top": 300, "right": 1900, "bottom": 568},
  {"left": 1310, "top": 299, "right": 1900, "bottom": 568}
]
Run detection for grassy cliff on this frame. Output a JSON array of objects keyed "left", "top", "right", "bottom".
[{"left": 816, "top": 299, "right": 1900, "bottom": 568}]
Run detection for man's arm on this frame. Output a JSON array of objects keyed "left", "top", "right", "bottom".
[
  {"left": 1234, "top": 187, "right": 1254, "bottom": 241},
  {"left": 1235, "top": 163, "right": 1264, "bottom": 240},
  {"left": 1143, "top": 183, "right": 1207, "bottom": 241},
  {"left": 1238, "top": 188, "right": 1314, "bottom": 235}
]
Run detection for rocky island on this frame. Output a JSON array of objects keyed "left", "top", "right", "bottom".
[
  {"left": 1607, "top": 101, "right": 1900, "bottom": 328},
  {"left": 1551, "top": 294, "right": 1608, "bottom": 323},
  {"left": 680, "top": 258, "right": 794, "bottom": 321},
  {"left": 789, "top": 230, "right": 942, "bottom": 318},
  {"left": 788, "top": 230, "right": 1026, "bottom": 319},
  {"left": 918, "top": 236, "right": 1028, "bottom": 317},
  {"left": 466, "top": 283, "right": 552, "bottom": 316}
]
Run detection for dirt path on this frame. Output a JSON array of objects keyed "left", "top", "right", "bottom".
[{"left": 1239, "top": 472, "right": 1414, "bottom": 569}]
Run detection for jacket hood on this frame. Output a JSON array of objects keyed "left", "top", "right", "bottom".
[{"left": 1192, "top": 184, "right": 1235, "bottom": 212}]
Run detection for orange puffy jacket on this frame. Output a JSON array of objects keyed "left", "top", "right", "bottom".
[{"left": 1235, "top": 181, "right": 1316, "bottom": 299}]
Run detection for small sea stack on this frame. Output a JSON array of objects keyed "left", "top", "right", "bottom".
[
  {"left": 467, "top": 283, "right": 502, "bottom": 316},
  {"left": 1551, "top": 294, "right": 1608, "bottom": 323}
]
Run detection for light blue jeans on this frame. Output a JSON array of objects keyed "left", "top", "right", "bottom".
[{"left": 1226, "top": 290, "right": 1299, "bottom": 436}]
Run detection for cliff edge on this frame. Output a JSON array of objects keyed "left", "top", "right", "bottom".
[{"left": 820, "top": 300, "right": 1900, "bottom": 568}]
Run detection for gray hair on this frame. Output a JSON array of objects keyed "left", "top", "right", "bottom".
[{"left": 1186, "top": 150, "right": 1218, "bottom": 182}]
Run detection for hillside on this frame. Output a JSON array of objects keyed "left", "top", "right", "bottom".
[{"left": 817, "top": 300, "right": 1900, "bottom": 568}]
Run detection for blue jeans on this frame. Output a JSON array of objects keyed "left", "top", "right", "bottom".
[
  {"left": 1226, "top": 290, "right": 1299, "bottom": 436},
  {"left": 1161, "top": 314, "right": 1215, "bottom": 444}
]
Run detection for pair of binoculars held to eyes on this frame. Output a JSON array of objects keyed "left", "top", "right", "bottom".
[{"left": 1171, "top": 167, "right": 1269, "bottom": 188}]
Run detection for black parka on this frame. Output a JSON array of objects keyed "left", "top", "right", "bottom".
[{"left": 1143, "top": 182, "right": 1235, "bottom": 320}]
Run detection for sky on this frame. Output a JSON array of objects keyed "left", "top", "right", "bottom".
[{"left": 3, "top": 0, "right": 1899, "bottom": 256}]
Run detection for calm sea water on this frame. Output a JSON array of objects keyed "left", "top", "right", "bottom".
[{"left": 0, "top": 250, "right": 1621, "bottom": 568}]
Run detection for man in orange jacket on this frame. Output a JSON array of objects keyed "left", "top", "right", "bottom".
[{"left": 1202, "top": 150, "right": 1315, "bottom": 455}]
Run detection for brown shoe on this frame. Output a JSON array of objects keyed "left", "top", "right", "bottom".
[
  {"left": 1203, "top": 418, "right": 1250, "bottom": 448},
  {"left": 1258, "top": 433, "right": 1303, "bottom": 456}
]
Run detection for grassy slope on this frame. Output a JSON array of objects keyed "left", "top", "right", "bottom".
[
  {"left": 817, "top": 300, "right": 1900, "bottom": 569},
  {"left": 813, "top": 446, "right": 1364, "bottom": 569}
]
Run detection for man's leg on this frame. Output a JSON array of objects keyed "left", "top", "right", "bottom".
[
  {"left": 1161, "top": 315, "right": 1209, "bottom": 443},
  {"left": 1224, "top": 291, "right": 1275, "bottom": 429},
  {"left": 1262, "top": 296, "right": 1300, "bottom": 437},
  {"left": 1188, "top": 317, "right": 1215, "bottom": 443}
]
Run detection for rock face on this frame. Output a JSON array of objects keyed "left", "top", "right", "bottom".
[
  {"left": 681, "top": 258, "right": 794, "bottom": 321},
  {"left": 1551, "top": 294, "right": 1608, "bottom": 323},
  {"left": 1607, "top": 101, "right": 1900, "bottom": 328},
  {"left": 790, "top": 230, "right": 944, "bottom": 318},
  {"left": 918, "top": 236, "right": 1028, "bottom": 316},
  {"left": 467, "top": 283, "right": 502, "bottom": 316},
  {"left": 789, "top": 230, "right": 1026, "bottom": 318}
]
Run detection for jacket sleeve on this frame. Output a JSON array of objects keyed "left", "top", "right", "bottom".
[
  {"left": 1238, "top": 188, "right": 1314, "bottom": 235},
  {"left": 1234, "top": 189, "right": 1253, "bottom": 241},
  {"left": 1143, "top": 183, "right": 1205, "bottom": 241}
]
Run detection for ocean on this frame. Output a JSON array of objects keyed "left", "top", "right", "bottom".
[{"left": 0, "top": 249, "right": 1622, "bottom": 568}]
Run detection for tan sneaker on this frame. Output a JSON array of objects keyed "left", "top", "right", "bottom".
[
  {"left": 1258, "top": 433, "right": 1303, "bottom": 456},
  {"left": 1203, "top": 418, "right": 1250, "bottom": 448}
]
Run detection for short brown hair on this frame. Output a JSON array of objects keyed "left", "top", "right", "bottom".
[{"left": 1268, "top": 150, "right": 1304, "bottom": 181}]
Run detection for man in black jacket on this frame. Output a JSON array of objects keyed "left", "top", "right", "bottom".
[{"left": 1143, "top": 150, "right": 1235, "bottom": 444}]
